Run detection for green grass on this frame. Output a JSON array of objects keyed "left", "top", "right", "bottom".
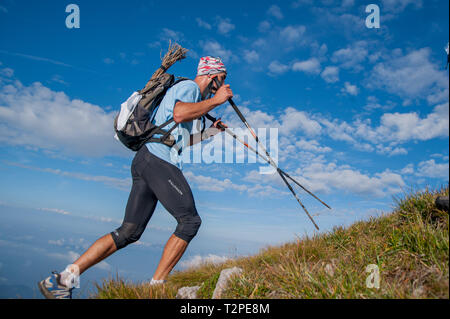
[{"left": 94, "top": 186, "right": 449, "bottom": 299}]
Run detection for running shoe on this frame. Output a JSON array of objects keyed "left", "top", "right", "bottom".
[{"left": 38, "top": 271, "right": 74, "bottom": 299}]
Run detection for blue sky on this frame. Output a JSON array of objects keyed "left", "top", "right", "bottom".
[{"left": 0, "top": 0, "right": 448, "bottom": 298}]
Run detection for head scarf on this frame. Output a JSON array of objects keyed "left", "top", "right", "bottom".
[{"left": 197, "top": 56, "right": 227, "bottom": 76}]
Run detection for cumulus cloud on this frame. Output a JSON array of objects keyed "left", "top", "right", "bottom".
[
  {"left": 217, "top": 17, "right": 235, "bottom": 35},
  {"left": 369, "top": 48, "right": 448, "bottom": 104},
  {"left": 416, "top": 159, "right": 449, "bottom": 178},
  {"left": 0, "top": 67, "right": 14, "bottom": 77},
  {"left": 292, "top": 58, "right": 321, "bottom": 74},
  {"left": 184, "top": 170, "right": 248, "bottom": 192},
  {"left": 0, "top": 79, "right": 130, "bottom": 158},
  {"left": 331, "top": 41, "right": 368, "bottom": 72},
  {"left": 184, "top": 170, "right": 288, "bottom": 197},
  {"left": 296, "top": 139, "right": 332, "bottom": 153},
  {"left": 295, "top": 163, "right": 406, "bottom": 197},
  {"left": 243, "top": 50, "right": 259, "bottom": 63},
  {"left": 268, "top": 60, "right": 290, "bottom": 75},
  {"left": 353, "top": 102, "right": 449, "bottom": 144},
  {"left": 245, "top": 161, "right": 406, "bottom": 198},
  {"left": 279, "top": 25, "right": 306, "bottom": 43},
  {"left": 200, "top": 41, "right": 234, "bottom": 62},
  {"left": 267, "top": 5, "right": 283, "bottom": 19},
  {"left": 342, "top": 82, "right": 359, "bottom": 96},
  {"left": 279, "top": 107, "right": 322, "bottom": 136},
  {"left": 400, "top": 163, "right": 414, "bottom": 175},
  {"left": 321, "top": 66, "right": 339, "bottom": 83}
]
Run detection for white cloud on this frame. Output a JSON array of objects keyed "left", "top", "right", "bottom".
[
  {"left": 50, "top": 75, "right": 68, "bottom": 86},
  {"left": 267, "top": 5, "right": 283, "bottom": 19},
  {"left": 279, "top": 107, "right": 322, "bottom": 136},
  {"left": 294, "top": 163, "right": 406, "bottom": 197},
  {"left": 363, "top": 96, "right": 396, "bottom": 112},
  {"left": 258, "top": 20, "right": 271, "bottom": 33},
  {"left": 268, "top": 60, "right": 289, "bottom": 75},
  {"left": 318, "top": 102, "right": 448, "bottom": 154},
  {"left": 0, "top": 78, "right": 130, "bottom": 158},
  {"left": 200, "top": 41, "right": 233, "bottom": 63},
  {"left": 47, "top": 250, "right": 80, "bottom": 263},
  {"left": 369, "top": 48, "right": 448, "bottom": 104},
  {"left": 184, "top": 170, "right": 287, "bottom": 197},
  {"left": 245, "top": 162, "right": 406, "bottom": 198},
  {"left": 292, "top": 58, "right": 321, "bottom": 74},
  {"left": 296, "top": 139, "right": 332, "bottom": 153},
  {"left": 401, "top": 163, "right": 414, "bottom": 175},
  {"left": 354, "top": 102, "right": 449, "bottom": 144},
  {"left": 375, "top": 144, "right": 408, "bottom": 156},
  {"left": 48, "top": 239, "right": 65, "bottom": 246},
  {"left": 331, "top": 41, "right": 368, "bottom": 72},
  {"left": 179, "top": 254, "right": 229, "bottom": 269},
  {"left": 416, "top": 159, "right": 449, "bottom": 178},
  {"left": 1, "top": 68, "right": 14, "bottom": 77},
  {"left": 292, "top": 0, "right": 313, "bottom": 7},
  {"left": 342, "top": 82, "right": 359, "bottom": 96},
  {"left": 39, "top": 207, "right": 72, "bottom": 216},
  {"left": 184, "top": 171, "right": 247, "bottom": 193},
  {"left": 342, "top": 0, "right": 354, "bottom": 7},
  {"left": 321, "top": 66, "right": 339, "bottom": 83},
  {"left": 279, "top": 25, "right": 306, "bottom": 43},
  {"left": 161, "top": 28, "right": 184, "bottom": 43},
  {"left": 95, "top": 260, "right": 112, "bottom": 271},
  {"left": 196, "top": 18, "right": 211, "bottom": 30},
  {"left": 243, "top": 50, "right": 259, "bottom": 63},
  {"left": 381, "top": 0, "right": 422, "bottom": 13},
  {"left": 217, "top": 17, "right": 235, "bottom": 35}
]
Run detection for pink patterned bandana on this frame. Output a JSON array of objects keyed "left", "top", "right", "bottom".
[{"left": 197, "top": 56, "right": 227, "bottom": 76}]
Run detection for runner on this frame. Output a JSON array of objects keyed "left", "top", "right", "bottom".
[{"left": 38, "top": 56, "right": 232, "bottom": 299}]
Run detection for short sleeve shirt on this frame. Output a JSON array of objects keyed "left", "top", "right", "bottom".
[{"left": 145, "top": 80, "right": 201, "bottom": 169}]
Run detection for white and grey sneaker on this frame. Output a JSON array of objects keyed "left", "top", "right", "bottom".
[{"left": 38, "top": 271, "right": 74, "bottom": 299}]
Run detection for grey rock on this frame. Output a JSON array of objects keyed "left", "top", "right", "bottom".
[
  {"left": 435, "top": 196, "right": 449, "bottom": 213},
  {"left": 212, "top": 267, "right": 243, "bottom": 299},
  {"left": 176, "top": 285, "right": 201, "bottom": 299}
]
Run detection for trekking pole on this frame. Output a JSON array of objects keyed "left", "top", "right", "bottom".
[
  {"left": 211, "top": 79, "right": 321, "bottom": 230},
  {"left": 218, "top": 123, "right": 331, "bottom": 210}
]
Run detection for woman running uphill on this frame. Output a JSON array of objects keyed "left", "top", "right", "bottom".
[{"left": 38, "top": 57, "right": 232, "bottom": 299}]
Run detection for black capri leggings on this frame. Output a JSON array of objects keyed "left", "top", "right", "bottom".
[{"left": 111, "top": 146, "right": 201, "bottom": 250}]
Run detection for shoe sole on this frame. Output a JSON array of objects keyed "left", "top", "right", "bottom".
[{"left": 38, "top": 280, "right": 57, "bottom": 299}]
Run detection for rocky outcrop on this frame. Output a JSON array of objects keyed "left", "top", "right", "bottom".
[{"left": 212, "top": 267, "right": 243, "bottom": 299}]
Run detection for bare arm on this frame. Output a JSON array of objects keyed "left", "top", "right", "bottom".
[
  {"left": 173, "top": 84, "right": 233, "bottom": 123},
  {"left": 173, "top": 98, "right": 219, "bottom": 123}
]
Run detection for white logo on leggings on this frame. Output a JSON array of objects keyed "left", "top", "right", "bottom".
[{"left": 168, "top": 179, "right": 183, "bottom": 196}]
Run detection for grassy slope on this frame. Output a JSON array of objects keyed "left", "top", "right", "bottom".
[{"left": 95, "top": 186, "right": 449, "bottom": 299}]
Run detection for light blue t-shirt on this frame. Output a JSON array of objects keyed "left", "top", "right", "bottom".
[{"left": 145, "top": 80, "right": 201, "bottom": 169}]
